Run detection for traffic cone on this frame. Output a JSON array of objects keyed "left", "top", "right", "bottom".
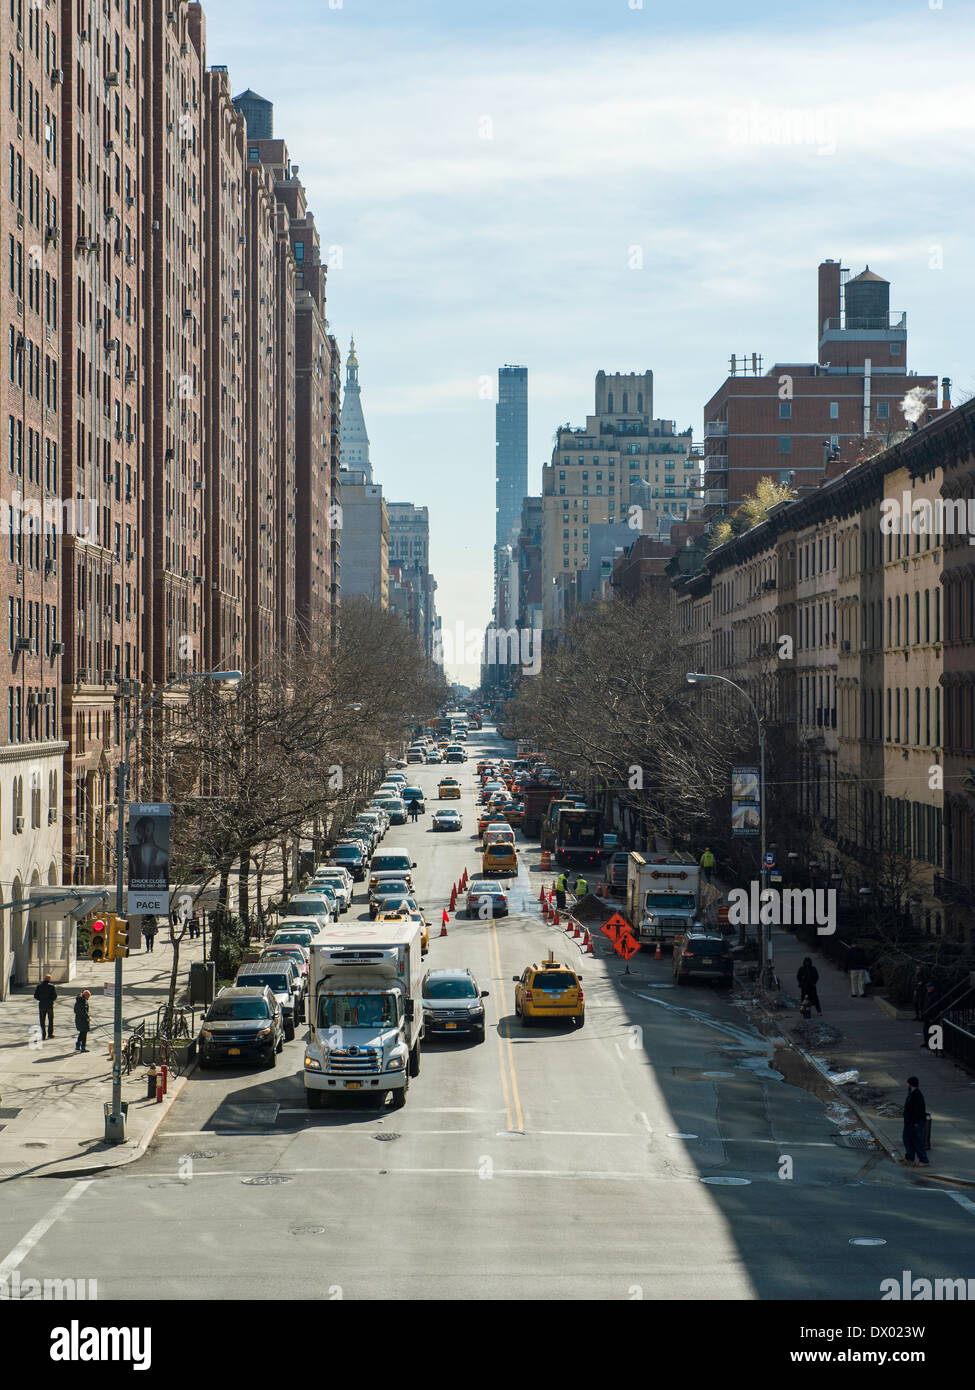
[
  {"left": 539, "top": 887, "right": 546, "bottom": 905},
  {"left": 449, "top": 884, "right": 457, "bottom": 910},
  {"left": 541, "top": 899, "right": 549, "bottom": 921},
  {"left": 573, "top": 921, "right": 582, "bottom": 939},
  {"left": 440, "top": 909, "right": 449, "bottom": 937},
  {"left": 654, "top": 939, "right": 662, "bottom": 960},
  {"left": 461, "top": 868, "right": 468, "bottom": 888},
  {"left": 584, "top": 931, "right": 594, "bottom": 955}
]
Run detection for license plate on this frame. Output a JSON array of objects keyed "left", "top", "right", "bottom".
[
  {"left": 228, "top": 1047, "right": 240, "bottom": 1055},
  {"left": 445, "top": 1022, "right": 457, "bottom": 1030},
  {"left": 346, "top": 1081, "right": 362, "bottom": 1090},
  {"left": 701, "top": 958, "right": 713, "bottom": 965}
]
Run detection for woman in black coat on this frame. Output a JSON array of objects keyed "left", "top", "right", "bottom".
[{"left": 797, "top": 957, "right": 822, "bottom": 1015}]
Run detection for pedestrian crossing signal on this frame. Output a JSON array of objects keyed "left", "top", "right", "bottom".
[
  {"left": 90, "top": 919, "right": 107, "bottom": 962},
  {"left": 108, "top": 915, "right": 129, "bottom": 961}
]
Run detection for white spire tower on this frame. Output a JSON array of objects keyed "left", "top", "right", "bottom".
[{"left": 340, "top": 336, "right": 372, "bottom": 483}]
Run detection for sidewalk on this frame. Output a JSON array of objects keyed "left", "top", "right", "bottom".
[
  {"left": 751, "top": 920, "right": 975, "bottom": 1186},
  {"left": 0, "top": 931, "right": 206, "bottom": 1180}
]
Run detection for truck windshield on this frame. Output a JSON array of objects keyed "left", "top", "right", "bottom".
[
  {"left": 645, "top": 892, "right": 696, "bottom": 911},
  {"left": 318, "top": 994, "right": 397, "bottom": 1029}
]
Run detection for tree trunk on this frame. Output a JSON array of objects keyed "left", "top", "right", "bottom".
[
  {"left": 280, "top": 838, "right": 290, "bottom": 898},
  {"left": 210, "top": 862, "right": 231, "bottom": 971},
  {"left": 166, "top": 921, "right": 186, "bottom": 1026},
  {"left": 255, "top": 848, "right": 266, "bottom": 937},
  {"left": 239, "top": 852, "right": 251, "bottom": 945}
]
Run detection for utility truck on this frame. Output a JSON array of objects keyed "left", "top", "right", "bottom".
[
  {"left": 626, "top": 851, "right": 702, "bottom": 946},
  {"left": 303, "top": 919, "right": 424, "bottom": 1110}
]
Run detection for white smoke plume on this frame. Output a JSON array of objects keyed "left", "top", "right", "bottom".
[{"left": 900, "top": 386, "right": 934, "bottom": 425}]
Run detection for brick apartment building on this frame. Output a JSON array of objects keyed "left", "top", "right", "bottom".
[
  {"left": 1, "top": 0, "right": 66, "bottom": 988},
  {"left": 702, "top": 259, "right": 947, "bottom": 520},
  {"left": 673, "top": 406, "right": 970, "bottom": 941}
]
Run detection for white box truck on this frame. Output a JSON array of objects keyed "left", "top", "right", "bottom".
[
  {"left": 303, "top": 919, "right": 424, "bottom": 1110},
  {"left": 626, "top": 851, "right": 702, "bottom": 946}
]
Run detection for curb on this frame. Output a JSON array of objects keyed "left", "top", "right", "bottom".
[
  {"left": 748, "top": 992, "right": 975, "bottom": 1189},
  {"left": 26, "top": 1061, "right": 196, "bottom": 1181}
]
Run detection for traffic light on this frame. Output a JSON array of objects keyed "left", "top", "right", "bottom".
[
  {"left": 90, "top": 918, "right": 107, "bottom": 962},
  {"left": 108, "top": 915, "right": 129, "bottom": 961}
]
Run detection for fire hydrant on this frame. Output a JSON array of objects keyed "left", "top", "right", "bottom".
[{"left": 146, "top": 1064, "right": 160, "bottom": 1101}]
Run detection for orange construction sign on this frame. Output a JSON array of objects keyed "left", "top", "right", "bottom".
[
  {"left": 600, "top": 912, "right": 630, "bottom": 943},
  {"left": 615, "top": 933, "right": 641, "bottom": 961}
]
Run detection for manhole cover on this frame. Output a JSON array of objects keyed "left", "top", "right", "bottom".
[
  {"left": 241, "top": 1175, "right": 292, "bottom": 1186},
  {"left": 850, "top": 1237, "right": 887, "bottom": 1246},
  {"left": 701, "top": 1176, "right": 751, "bottom": 1186},
  {"left": 180, "top": 1150, "right": 217, "bottom": 1160},
  {"left": 148, "top": 1181, "right": 188, "bottom": 1189},
  {"left": 22, "top": 1142, "right": 48, "bottom": 1149},
  {"left": 668, "top": 1132, "right": 699, "bottom": 1139},
  {"left": 373, "top": 1133, "right": 400, "bottom": 1142},
  {"left": 290, "top": 1225, "right": 327, "bottom": 1236}
]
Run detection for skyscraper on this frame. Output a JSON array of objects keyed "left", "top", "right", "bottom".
[
  {"left": 340, "top": 338, "right": 372, "bottom": 482},
  {"left": 495, "top": 366, "right": 528, "bottom": 547}
]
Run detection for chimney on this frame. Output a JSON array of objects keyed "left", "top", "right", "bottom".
[
  {"left": 942, "top": 377, "right": 952, "bottom": 410},
  {"left": 818, "top": 260, "right": 842, "bottom": 360}
]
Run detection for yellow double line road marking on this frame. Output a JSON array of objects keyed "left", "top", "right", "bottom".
[{"left": 488, "top": 916, "right": 524, "bottom": 1134}]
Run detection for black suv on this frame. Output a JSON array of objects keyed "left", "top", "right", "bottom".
[
  {"left": 672, "top": 929, "right": 733, "bottom": 987},
  {"left": 422, "top": 968, "right": 489, "bottom": 1043},
  {"left": 198, "top": 986, "right": 285, "bottom": 1068},
  {"left": 327, "top": 844, "right": 367, "bottom": 880},
  {"left": 235, "top": 962, "right": 300, "bottom": 1040}
]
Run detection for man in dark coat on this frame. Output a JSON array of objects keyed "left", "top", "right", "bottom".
[
  {"left": 34, "top": 975, "right": 57, "bottom": 1038},
  {"left": 797, "top": 956, "right": 821, "bottom": 1015},
  {"left": 142, "top": 916, "right": 157, "bottom": 953},
  {"left": 901, "top": 1076, "right": 929, "bottom": 1166},
  {"left": 74, "top": 990, "right": 91, "bottom": 1053}
]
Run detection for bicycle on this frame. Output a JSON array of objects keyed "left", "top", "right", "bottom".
[
  {"left": 154, "top": 1039, "right": 183, "bottom": 1080},
  {"left": 120, "top": 1033, "right": 144, "bottom": 1075}
]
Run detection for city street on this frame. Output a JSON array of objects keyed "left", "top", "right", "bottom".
[{"left": 1, "top": 730, "right": 972, "bottom": 1303}]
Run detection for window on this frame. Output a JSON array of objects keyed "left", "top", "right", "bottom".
[
  {"left": 829, "top": 402, "right": 838, "bottom": 419},
  {"left": 779, "top": 437, "right": 791, "bottom": 453},
  {"left": 877, "top": 401, "right": 889, "bottom": 419},
  {"left": 294, "top": 241, "right": 304, "bottom": 261},
  {"left": 779, "top": 402, "right": 791, "bottom": 419},
  {"left": 890, "top": 342, "right": 901, "bottom": 355},
  {"left": 248, "top": 146, "right": 259, "bottom": 162}
]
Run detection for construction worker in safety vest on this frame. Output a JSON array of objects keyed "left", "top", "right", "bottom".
[
  {"left": 700, "top": 847, "right": 716, "bottom": 883},
  {"left": 555, "top": 873, "right": 567, "bottom": 912},
  {"left": 575, "top": 875, "right": 588, "bottom": 900}
]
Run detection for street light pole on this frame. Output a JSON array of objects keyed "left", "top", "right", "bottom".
[
  {"left": 686, "top": 672, "right": 769, "bottom": 979},
  {"left": 106, "top": 669, "right": 242, "bottom": 1143}
]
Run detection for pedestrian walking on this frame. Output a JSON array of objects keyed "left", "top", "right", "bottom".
[
  {"left": 797, "top": 956, "right": 822, "bottom": 1015},
  {"left": 555, "top": 872, "right": 567, "bottom": 912},
  {"left": 74, "top": 990, "right": 91, "bottom": 1053},
  {"left": 900, "top": 1076, "right": 929, "bottom": 1166},
  {"left": 700, "top": 846, "right": 716, "bottom": 884},
  {"left": 408, "top": 801, "right": 420, "bottom": 823},
  {"left": 912, "top": 969, "right": 929, "bottom": 1021},
  {"left": 189, "top": 911, "right": 201, "bottom": 940},
  {"left": 847, "top": 944, "right": 867, "bottom": 998},
  {"left": 33, "top": 974, "right": 57, "bottom": 1039},
  {"left": 142, "top": 916, "right": 157, "bottom": 953}
]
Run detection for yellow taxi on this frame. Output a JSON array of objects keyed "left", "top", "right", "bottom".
[
  {"left": 513, "top": 952, "right": 585, "bottom": 1028},
  {"left": 438, "top": 777, "right": 461, "bottom": 800},
  {"left": 482, "top": 839, "right": 517, "bottom": 877}
]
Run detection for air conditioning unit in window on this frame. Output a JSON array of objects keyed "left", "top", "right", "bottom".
[
  {"left": 51, "top": 68, "right": 63, "bottom": 85},
  {"left": 48, "top": 808, "right": 57, "bottom": 823},
  {"left": 51, "top": 641, "right": 64, "bottom": 655},
  {"left": 15, "top": 636, "right": 32, "bottom": 653},
  {"left": 15, "top": 816, "right": 25, "bottom": 833},
  {"left": 106, "top": 72, "right": 120, "bottom": 87}
]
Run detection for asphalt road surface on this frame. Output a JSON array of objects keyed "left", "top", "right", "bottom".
[{"left": 2, "top": 729, "right": 972, "bottom": 1301}]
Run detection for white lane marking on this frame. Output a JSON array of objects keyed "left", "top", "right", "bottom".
[
  {"left": 0, "top": 1179, "right": 94, "bottom": 1275},
  {"left": 613, "top": 1042, "right": 624, "bottom": 1059},
  {"left": 119, "top": 1167, "right": 680, "bottom": 1181},
  {"left": 638, "top": 1112, "right": 653, "bottom": 1133},
  {"left": 627, "top": 989, "right": 765, "bottom": 1047},
  {"left": 947, "top": 1192, "right": 975, "bottom": 1218}
]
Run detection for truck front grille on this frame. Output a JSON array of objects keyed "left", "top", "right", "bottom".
[{"left": 326, "top": 1048, "right": 381, "bottom": 1076}]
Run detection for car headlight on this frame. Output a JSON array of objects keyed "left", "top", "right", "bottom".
[
  {"left": 386, "top": 1055, "right": 405, "bottom": 1071},
  {"left": 255, "top": 1027, "right": 272, "bottom": 1039},
  {"left": 200, "top": 1028, "right": 213, "bottom": 1040},
  {"left": 469, "top": 1004, "right": 484, "bottom": 1016},
  {"left": 304, "top": 1056, "right": 322, "bottom": 1071}
]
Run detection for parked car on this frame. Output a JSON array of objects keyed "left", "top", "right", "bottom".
[
  {"left": 384, "top": 797, "right": 409, "bottom": 825},
  {"left": 198, "top": 986, "right": 285, "bottom": 1069},
  {"left": 407, "top": 748, "right": 425, "bottom": 764},
  {"left": 326, "top": 844, "right": 367, "bottom": 880},
  {"left": 235, "top": 960, "right": 299, "bottom": 1040},
  {"left": 310, "top": 868, "right": 353, "bottom": 910},
  {"left": 672, "top": 929, "right": 734, "bottom": 987},
  {"left": 260, "top": 945, "right": 309, "bottom": 993},
  {"left": 422, "top": 968, "right": 489, "bottom": 1042}
]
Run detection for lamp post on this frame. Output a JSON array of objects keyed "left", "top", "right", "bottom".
[
  {"left": 686, "top": 672, "right": 769, "bottom": 979},
  {"left": 106, "top": 668, "right": 242, "bottom": 1142}
]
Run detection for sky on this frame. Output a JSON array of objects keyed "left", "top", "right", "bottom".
[{"left": 200, "top": 0, "right": 975, "bottom": 685}]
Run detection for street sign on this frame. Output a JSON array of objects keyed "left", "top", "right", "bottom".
[{"left": 763, "top": 850, "right": 776, "bottom": 868}]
